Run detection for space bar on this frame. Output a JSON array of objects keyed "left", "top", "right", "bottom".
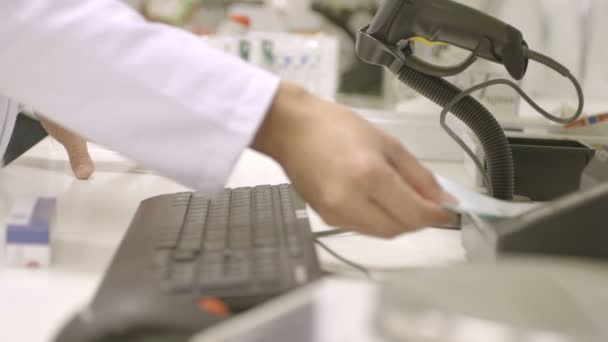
[{"left": 199, "top": 275, "right": 248, "bottom": 289}]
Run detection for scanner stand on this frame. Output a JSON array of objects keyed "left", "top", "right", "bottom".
[{"left": 462, "top": 182, "right": 608, "bottom": 261}]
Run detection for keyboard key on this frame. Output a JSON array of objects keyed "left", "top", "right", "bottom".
[
  {"left": 178, "top": 236, "right": 203, "bottom": 248},
  {"left": 207, "top": 223, "right": 228, "bottom": 232},
  {"left": 156, "top": 237, "right": 180, "bottom": 249},
  {"left": 255, "top": 227, "right": 275, "bottom": 235},
  {"left": 186, "top": 211, "right": 208, "bottom": 220},
  {"left": 172, "top": 261, "right": 196, "bottom": 276},
  {"left": 293, "top": 265, "right": 309, "bottom": 285},
  {"left": 226, "top": 251, "right": 249, "bottom": 263},
  {"left": 199, "top": 264, "right": 247, "bottom": 289},
  {"left": 190, "top": 200, "right": 209, "bottom": 208},
  {"left": 199, "top": 262, "right": 223, "bottom": 279},
  {"left": 231, "top": 217, "right": 251, "bottom": 225},
  {"left": 199, "top": 275, "right": 247, "bottom": 290},
  {"left": 252, "top": 247, "right": 278, "bottom": 259},
  {"left": 170, "top": 195, "right": 191, "bottom": 207},
  {"left": 203, "top": 239, "right": 226, "bottom": 251},
  {"left": 285, "top": 221, "right": 300, "bottom": 257},
  {"left": 201, "top": 252, "right": 225, "bottom": 265},
  {"left": 173, "top": 250, "right": 197, "bottom": 261},
  {"left": 157, "top": 226, "right": 183, "bottom": 240},
  {"left": 254, "top": 256, "right": 277, "bottom": 269},
  {"left": 184, "top": 218, "right": 204, "bottom": 229},
  {"left": 157, "top": 230, "right": 181, "bottom": 238},
  {"left": 152, "top": 249, "right": 172, "bottom": 270},
  {"left": 205, "top": 230, "right": 227, "bottom": 241},
  {"left": 282, "top": 212, "right": 296, "bottom": 223},
  {"left": 230, "top": 233, "right": 251, "bottom": 244},
  {"left": 164, "top": 262, "right": 196, "bottom": 292},
  {"left": 207, "top": 215, "right": 228, "bottom": 223},
  {"left": 180, "top": 232, "right": 204, "bottom": 244},
  {"left": 188, "top": 207, "right": 208, "bottom": 214},
  {"left": 255, "top": 226, "right": 274, "bottom": 234},
  {"left": 208, "top": 215, "right": 228, "bottom": 223},
  {"left": 288, "top": 241, "right": 302, "bottom": 257},
  {"left": 256, "top": 269, "right": 279, "bottom": 286},
  {"left": 226, "top": 260, "right": 250, "bottom": 275},
  {"left": 183, "top": 220, "right": 204, "bottom": 230},
  {"left": 231, "top": 226, "right": 251, "bottom": 235},
  {"left": 253, "top": 236, "right": 277, "bottom": 247},
  {"left": 230, "top": 239, "right": 251, "bottom": 250}
]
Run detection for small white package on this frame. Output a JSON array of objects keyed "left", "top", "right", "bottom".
[
  {"left": 5, "top": 197, "right": 56, "bottom": 268},
  {"left": 436, "top": 174, "right": 539, "bottom": 219}
]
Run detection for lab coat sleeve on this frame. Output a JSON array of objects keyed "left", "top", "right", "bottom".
[
  {"left": 0, "top": 96, "right": 19, "bottom": 162},
  {"left": 0, "top": 0, "right": 280, "bottom": 191}
]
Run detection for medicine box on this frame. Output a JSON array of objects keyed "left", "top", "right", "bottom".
[{"left": 5, "top": 198, "right": 56, "bottom": 268}]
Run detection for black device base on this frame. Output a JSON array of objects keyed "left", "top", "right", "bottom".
[
  {"left": 507, "top": 137, "right": 596, "bottom": 201},
  {"left": 462, "top": 181, "right": 608, "bottom": 261}
]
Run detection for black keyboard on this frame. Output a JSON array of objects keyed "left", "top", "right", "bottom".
[{"left": 91, "top": 184, "right": 322, "bottom": 314}]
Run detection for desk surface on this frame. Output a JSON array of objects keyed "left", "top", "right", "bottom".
[{"left": 0, "top": 138, "right": 467, "bottom": 342}]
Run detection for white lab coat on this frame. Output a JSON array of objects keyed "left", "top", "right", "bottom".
[
  {"left": 0, "top": 99, "right": 19, "bottom": 160},
  {"left": 0, "top": 0, "right": 279, "bottom": 191}
]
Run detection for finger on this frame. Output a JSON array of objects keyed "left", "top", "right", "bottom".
[
  {"left": 64, "top": 139, "right": 95, "bottom": 180},
  {"left": 320, "top": 194, "right": 418, "bottom": 238},
  {"left": 385, "top": 140, "right": 451, "bottom": 204},
  {"left": 38, "top": 115, "right": 95, "bottom": 180},
  {"left": 344, "top": 200, "right": 413, "bottom": 239},
  {"left": 370, "top": 164, "right": 457, "bottom": 229}
]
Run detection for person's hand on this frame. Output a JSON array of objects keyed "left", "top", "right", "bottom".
[
  {"left": 253, "top": 82, "right": 456, "bottom": 238},
  {"left": 37, "top": 113, "right": 95, "bottom": 180}
]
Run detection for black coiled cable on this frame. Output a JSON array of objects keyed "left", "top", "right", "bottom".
[
  {"left": 397, "top": 66, "right": 515, "bottom": 200},
  {"left": 396, "top": 48, "right": 584, "bottom": 201}
]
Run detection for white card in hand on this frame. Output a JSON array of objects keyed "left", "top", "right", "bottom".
[{"left": 435, "top": 175, "right": 539, "bottom": 219}]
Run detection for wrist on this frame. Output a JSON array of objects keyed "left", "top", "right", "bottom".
[{"left": 252, "top": 81, "right": 315, "bottom": 163}]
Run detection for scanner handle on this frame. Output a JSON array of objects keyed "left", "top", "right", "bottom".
[{"left": 366, "top": 0, "right": 529, "bottom": 79}]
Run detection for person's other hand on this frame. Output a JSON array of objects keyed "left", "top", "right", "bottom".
[
  {"left": 253, "top": 82, "right": 456, "bottom": 238},
  {"left": 37, "top": 113, "right": 95, "bottom": 180}
]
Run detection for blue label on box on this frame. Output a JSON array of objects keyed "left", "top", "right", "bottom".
[
  {"left": 7, "top": 198, "right": 55, "bottom": 245},
  {"left": 589, "top": 116, "right": 599, "bottom": 125}
]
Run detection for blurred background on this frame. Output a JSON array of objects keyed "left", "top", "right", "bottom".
[{"left": 120, "top": 0, "right": 607, "bottom": 116}]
